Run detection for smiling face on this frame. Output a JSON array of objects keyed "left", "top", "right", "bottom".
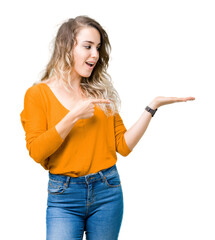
[{"left": 71, "top": 27, "right": 101, "bottom": 79}]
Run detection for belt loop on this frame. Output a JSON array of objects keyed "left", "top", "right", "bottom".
[
  {"left": 64, "top": 176, "right": 71, "bottom": 188},
  {"left": 99, "top": 171, "right": 106, "bottom": 182}
]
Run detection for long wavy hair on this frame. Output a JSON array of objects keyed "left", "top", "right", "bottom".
[{"left": 34, "top": 15, "right": 121, "bottom": 117}]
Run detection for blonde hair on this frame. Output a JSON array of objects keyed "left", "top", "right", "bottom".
[{"left": 34, "top": 15, "right": 122, "bottom": 117}]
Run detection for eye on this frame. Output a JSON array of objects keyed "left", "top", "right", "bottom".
[{"left": 84, "top": 45, "right": 100, "bottom": 51}]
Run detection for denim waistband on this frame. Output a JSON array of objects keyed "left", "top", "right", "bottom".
[{"left": 48, "top": 164, "right": 117, "bottom": 184}]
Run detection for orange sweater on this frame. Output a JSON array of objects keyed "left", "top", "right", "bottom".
[{"left": 20, "top": 83, "right": 132, "bottom": 177}]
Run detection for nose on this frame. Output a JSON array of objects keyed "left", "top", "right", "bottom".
[{"left": 91, "top": 47, "right": 99, "bottom": 60}]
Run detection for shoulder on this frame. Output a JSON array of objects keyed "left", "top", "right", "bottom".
[
  {"left": 23, "top": 82, "right": 47, "bottom": 104},
  {"left": 25, "top": 78, "right": 52, "bottom": 94},
  {"left": 24, "top": 82, "right": 41, "bottom": 97}
]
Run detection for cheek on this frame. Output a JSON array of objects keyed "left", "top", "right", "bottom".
[{"left": 73, "top": 48, "right": 87, "bottom": 63}]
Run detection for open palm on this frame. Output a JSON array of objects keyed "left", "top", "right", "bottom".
[{"left": 150, "top": 96, "right": 195, "bottom": 109}]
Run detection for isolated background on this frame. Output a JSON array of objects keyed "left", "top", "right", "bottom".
[{"left": 1, "top": 0, "right": 215, "bottom": 239}]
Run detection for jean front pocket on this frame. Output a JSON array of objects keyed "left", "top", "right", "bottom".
[
  {"left": 48, "top": 178, "right": 67, "bottom": 195},
  {"left": 104, "top": 169, "right": 121, "bottom": 188}
]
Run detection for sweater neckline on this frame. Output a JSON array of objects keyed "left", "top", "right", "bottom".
[
  {"left": 38, "top": 82, "right": 99, "bottom": 114},
  {"left": 39, "top": 83, "right": 72, "bottom": 112}
]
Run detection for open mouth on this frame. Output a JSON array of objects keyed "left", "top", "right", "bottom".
[{"left": 85, "top": 62, "right": 95, "bottom": 69}]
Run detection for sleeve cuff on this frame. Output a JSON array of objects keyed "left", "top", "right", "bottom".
[
  {"left": 122, "top": 134, "right": 132, "bottom": 156},
  {"left": 53, "top": 125, "right": 64, "bottom": 143}
]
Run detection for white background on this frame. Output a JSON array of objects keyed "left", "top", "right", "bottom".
[{"left": 1, "top": 0, "right": 215, "bottom": 239}]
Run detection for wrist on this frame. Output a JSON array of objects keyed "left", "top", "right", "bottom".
[
  {"left": 68, "top": 110, "right": 80, "bottom": 123},
  {"left": 148, "top": 99, "right": 159, "bottom": 110}
]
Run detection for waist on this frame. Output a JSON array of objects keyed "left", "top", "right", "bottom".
[{"left": 48, "top": 164, "right": 118, "bottom": 184}]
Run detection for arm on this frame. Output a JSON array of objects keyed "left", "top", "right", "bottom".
[
  {"left": 20, "top": 87, "right": 79, "bottom": 165},
  {"left": 114, "top": 112, "right": 133, "bottom": 156},
  {"left": 55, "top": 111, "right": 79, "bottom": 140},
  {"left": 124, "top": 96, "right": 195, "bottom": 151}
]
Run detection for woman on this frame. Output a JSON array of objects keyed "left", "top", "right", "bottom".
[{"left": 20, "top": 15, "right": 195, "bottom": 240}]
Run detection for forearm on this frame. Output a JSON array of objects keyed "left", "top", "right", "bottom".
[
  {"left": 124, "top": 100, "right": 158, "bottom": 151},
  {"left": 55, "top": 110, "right": 80, "bottom": 140},
  {"left": 27, "top": 111, "right": 80, "bottom": 163}
]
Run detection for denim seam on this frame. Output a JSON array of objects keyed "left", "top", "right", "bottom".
[
  {"left": 48, "top": 187, "right": 67, "bottom": 195},
  {"left": 104, "top": 180, "right": 121, "bottom": 188},
  {"left": 49, "top": 168, "right": 117, "bottom": 184},
  {"left": 104, "top": 168, "right": 117, "bottom": 177},
  {"left": 49, "top": 178, "right": 65, "bottom": 183},
  {"left": 87, "top": 183, "right": 95, "bottom": 208},
  {"left": 104, "top": 173, "right": 121, "bottom": 188}
]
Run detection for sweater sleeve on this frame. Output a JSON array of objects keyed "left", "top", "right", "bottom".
[
  {"left": 20, "top": 86, "right": 64, "bottom": 168},
  {"left": 114, "top": 112, "right": 132, "bottom": 157}
]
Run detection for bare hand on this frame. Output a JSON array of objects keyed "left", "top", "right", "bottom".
[
  {"left": 71, "top": 98, "right": 111, "bottom": 120},
  {"left": 149, "top": 96, "right": 195, "bottom": 109}
]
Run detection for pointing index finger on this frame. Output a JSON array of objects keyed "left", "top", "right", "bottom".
[{"left": 91, "top": 99, "right": 111, "bottom": 104}]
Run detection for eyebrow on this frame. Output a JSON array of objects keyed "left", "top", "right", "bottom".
[{"left": 83, "top": 41, "right": 101, "bottom": 46}]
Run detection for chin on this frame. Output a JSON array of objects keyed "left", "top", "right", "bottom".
[{"left": 81, "top": 72, "right": 92, "bottom": 78}]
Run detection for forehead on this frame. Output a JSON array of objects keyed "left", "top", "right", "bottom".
[{"left": 76, "top": 27, "right": 101, "bottom": 44}]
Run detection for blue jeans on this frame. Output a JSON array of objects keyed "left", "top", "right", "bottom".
[{"left": 46, "top": 164, "right": 124, "bottom": 240}]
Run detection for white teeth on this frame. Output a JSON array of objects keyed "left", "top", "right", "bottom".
[
  {"left": 86, "top": 62, "right": 94, "bottom": 65},
  {"left": 86, "top": 62, "right": 94, "bottom": 67}
]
